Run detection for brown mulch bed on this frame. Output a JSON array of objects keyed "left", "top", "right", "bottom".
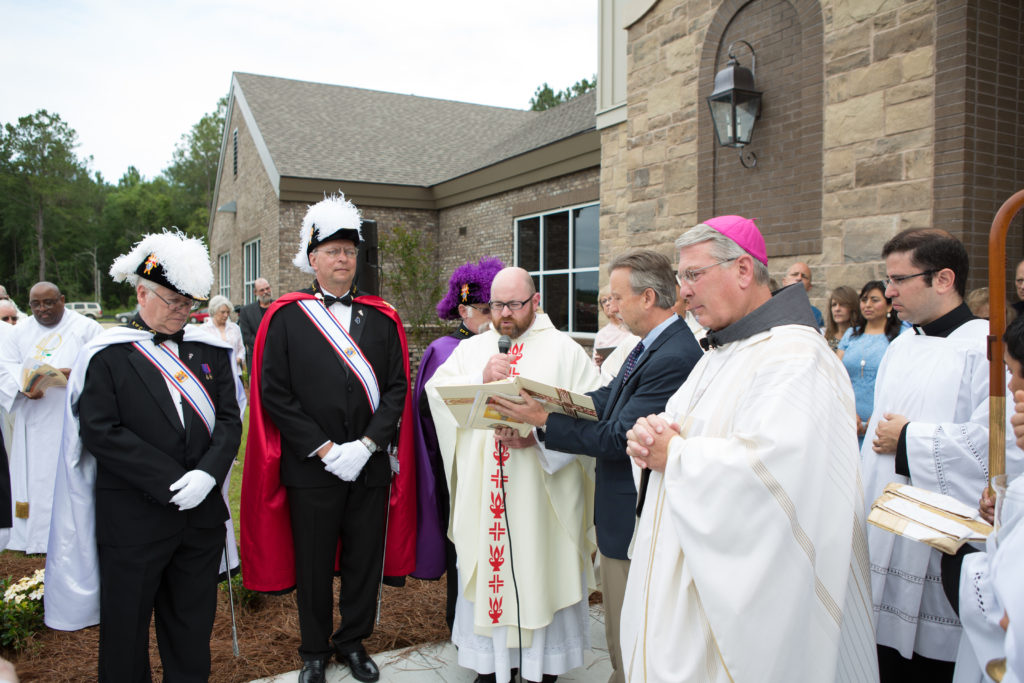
[{"left": 0, "top": 552, "right": 451, "bottom": 682}]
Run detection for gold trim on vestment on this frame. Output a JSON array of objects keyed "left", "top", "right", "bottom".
[{"left": 747, "top": 453, "right": 843, "bottom": 627}]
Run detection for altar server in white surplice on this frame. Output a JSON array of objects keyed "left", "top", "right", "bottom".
[
  {"left": 0, "top": 282, "right": 102, "bottom": 552},
  {"left": 625, "top": 216, "right": 877, "bottom": 683},
  {"left": 863, "top": 229, "right": 1024, "bottom": 683},
  {"left": 427, "top": 267, "right": 599, "bottom": 683}
]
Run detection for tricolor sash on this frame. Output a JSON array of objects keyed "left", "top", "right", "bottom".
[
  {"left": 131, "top": 341, "right": 217, "bottom": 435},
  {"left": 296, "top": 299, "right": 380, "bottom": 412}
]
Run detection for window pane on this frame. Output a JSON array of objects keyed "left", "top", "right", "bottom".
[
  {"left": 574, "top": 271, "right": 599, "bottom": 333},
  {"left": 517, "top": 218, "right": 540, "bottom": 271},
  {"left": 573, "top": 205, "right": 599, "bottom": 268},
  {"left": 544, "top": 211, "right": 569, "bottom": 271},
  {"left": 542, "top": 274, "right": 569, "bottom": 331}
]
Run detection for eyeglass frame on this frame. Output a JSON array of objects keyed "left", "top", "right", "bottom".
[
  {"left": 883, "top": 270, "right": 937, "bottom": 288},
  {"left": 675, "top": 257, "right": 739, "bottom": 286},
  {"left": 487, "top": 297, "right": 533, "bottom": 312},
  {"left": 315, "top": 245, "right": 358, "bottom": 259},
  {"left": 145, "top": 285, "right": 201, "bottom": 312},
  {"left": 464, "top": 303, "right": 491, "bottom": 314}
]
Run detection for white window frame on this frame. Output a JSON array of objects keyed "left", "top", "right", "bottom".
[
  {"left": 514, "top": 201, "right": 600, "bottom": 334},
  {"left": 243, "top": 238, "right": 261, "bottom": 304},
  {"left": 218, "top": 252, "right": 231, "bottom": 299}
]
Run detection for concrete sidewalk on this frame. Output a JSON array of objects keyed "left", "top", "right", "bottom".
[{"left": 251, "top": 603, "right": 613, "bottom": 682}]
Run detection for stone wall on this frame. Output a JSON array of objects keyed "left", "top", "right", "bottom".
[{"left": 604, "top": 0, "right": 1023, "bottom": 310}]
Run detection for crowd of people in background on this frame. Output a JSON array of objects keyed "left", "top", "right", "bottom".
[{"left": 3, "top": 207, "right": 1024, "bottom": 683}]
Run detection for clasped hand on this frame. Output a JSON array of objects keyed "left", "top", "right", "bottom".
[
  {"left": 322, "top": 440, "right": 372, "bottom": 481},
  {"left": 626, "top": 414, "right": 681, "bottom": 473},
  {"left": 169, "top": 470, "right": 216, "bottom": 510}
]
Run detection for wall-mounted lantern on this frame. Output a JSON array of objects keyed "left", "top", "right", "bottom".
[{"left": 707, "top": 40, "right": 762, "bottom": 168}]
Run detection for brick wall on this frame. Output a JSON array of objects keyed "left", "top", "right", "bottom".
[
  {"left": 934, "top": 0, "right": 1024, "bottom": 294},
  {"left": 209, "top": 99, "right": 281, "bottom": 307}
]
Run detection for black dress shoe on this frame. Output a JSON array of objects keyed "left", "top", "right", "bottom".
[
  {"left": 342, "top": 648, "right": 380, "bottom": 682},
  {"left": 474, "top": 675, "right": 497, "bottom": 683},
  {"left": 297, "top": 658, "right": 327, "bottom": 683}
]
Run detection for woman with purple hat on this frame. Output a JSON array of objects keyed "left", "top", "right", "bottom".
[{"left": 410, "top": 256, "right": 504, "bottom": 631}]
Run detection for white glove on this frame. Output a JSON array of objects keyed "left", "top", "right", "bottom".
[
  {"left": 169, "top": 470, "right": 217, "bottom": 511},
  {"left": 324, "top": 439, "right": 372, "bottom": 482},
  {"left": 321, "top": 442, "right": 346, "bottom": 467}
]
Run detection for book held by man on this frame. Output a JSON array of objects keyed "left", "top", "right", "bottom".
[
  {"left": 21, "top": 360, "right": 68, "bottom": 395},
  {"left": 435, "top": 376, "right": 598, "bottom": 437}
]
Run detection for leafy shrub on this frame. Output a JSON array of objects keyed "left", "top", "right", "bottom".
[{"left": 0, "top": 569, "right": 45, "bottom": 652}]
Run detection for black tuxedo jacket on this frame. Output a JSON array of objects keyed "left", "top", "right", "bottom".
[
  {"left": 259, "top": 291, "right": 407, "bottom": 489},
  {"left": 544, "top": 316, "right": 702, "bottom": 559},
  {"left": 77, "top": 339, "right": 242, "bottom": 547},
  {"left": 238, "top": 302, "right": 267, "bottom": 357}
]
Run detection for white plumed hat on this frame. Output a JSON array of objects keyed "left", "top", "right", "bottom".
[
  {"left": 292, "top": 193, "right": 363, "bottom": 274},
  {"left": 110, "top": 229, "right": 213, "bottom": 301}
]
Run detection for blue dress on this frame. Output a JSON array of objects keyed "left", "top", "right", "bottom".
[{"left": 838, "top": 328, "right": 892, "bottom": 442}]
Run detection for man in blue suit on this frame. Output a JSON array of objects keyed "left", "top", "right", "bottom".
[{"left": 491, "top": 249, "right": 702, "bottom": 683}]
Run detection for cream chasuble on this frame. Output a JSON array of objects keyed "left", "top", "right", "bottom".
[
  {"left": 622, "top": 324, "right": 877, "bottom": 683},
  {"left": 862, "top": 319, "right": 1024, "bottom": 661},
  {"left": 0, "top": 310, "right": 103, "bottom": 553},
  {"left": 427, "top": 313, "right": 599, "bottom": 649}
]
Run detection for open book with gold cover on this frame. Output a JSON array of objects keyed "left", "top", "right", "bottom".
[
  {"left": 434, "top": 376, "right": 598, "bottom": 437},
  {"left": 868, "top": 482, "right": 992, "bottom": 554}
]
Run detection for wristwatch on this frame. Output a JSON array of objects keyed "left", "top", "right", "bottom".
[{"left": 360, "top": 436, "right": 379, "bottom": 453}]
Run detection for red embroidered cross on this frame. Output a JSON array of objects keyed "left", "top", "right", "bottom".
[
  {"left": 488, "top": 522, "right": 506, "bottom": 541},
  {"left": 490, "top": 471, "right": 508, "bottom": 487},
  {"left": 488, "top": 576, "right": 505, "bottom": 593}
]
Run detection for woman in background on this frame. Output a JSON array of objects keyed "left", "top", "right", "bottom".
[
  {"left": 838, "top": 280, "right": 902, "bottom": 444},
  {"left": 824, "top": 286, "right": 861, "bottom": 352},
  {"left": 202, "top": 294, "right": 245, "bottom": 377}
]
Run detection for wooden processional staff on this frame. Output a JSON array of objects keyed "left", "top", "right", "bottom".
[{"left": 987, "top": 188, "right": 1024, "bottom": 490}]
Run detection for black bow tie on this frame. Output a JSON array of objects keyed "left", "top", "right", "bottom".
[
  {"left": 320, "top": 292, "right": 353, "bottom": 307},
  {"left": 152, "top": 329, "right": 185, "bottom": 346}
]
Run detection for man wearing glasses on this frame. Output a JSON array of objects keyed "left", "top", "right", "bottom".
[
  {"left": 623, "top": 216, "right": 875, "bottom": 682},
  {"left": 242, "top": 194, "right": 414, "bottom": 683},
  {"left": 861, "top": 229, "right": 1024, "bottom": 682},
  {"left": 44, "top": 231, "right": 242, "bottom": 681},
  {"left": 0, "top": 281, "right": 102, "bottom": 553},
  {"left": 426, "top": 266, "right": 600, "bottom": 683}
]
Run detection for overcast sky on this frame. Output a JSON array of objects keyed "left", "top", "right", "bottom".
[{"left": 1, "top": 0, "right": 597, "bottom": 182}]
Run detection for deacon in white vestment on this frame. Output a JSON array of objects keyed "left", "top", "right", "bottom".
[
  {"left": 625, "top": 217, "right": 877, "bottom": 683},
  {"left": 862, "top": 229, "right": 1024, "bottom": 681},
  {"left": 427, "top": 267, "right": 599, "bottom": 683},
  {"left": 0, "top": 282, "right": 102, "bottom": 553}
]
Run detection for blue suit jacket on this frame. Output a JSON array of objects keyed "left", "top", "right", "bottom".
[{"left": 543, "top": 316, "right": 702, "bottom": 559}]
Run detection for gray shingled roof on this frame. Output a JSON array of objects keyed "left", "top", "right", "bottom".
[{"left": 234, "top": 73, "right": 595, "bottom": 187}]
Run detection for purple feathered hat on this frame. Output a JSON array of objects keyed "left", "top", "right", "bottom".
[{"left": 436, "top": 257, "right": 505, "bottom": 321}]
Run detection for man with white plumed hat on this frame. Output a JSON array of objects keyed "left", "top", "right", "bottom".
[{"left": 44, "top": 230, "right": 243, "bottom": 682}]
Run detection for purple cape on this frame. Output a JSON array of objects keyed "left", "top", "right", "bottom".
[{"left": 410, "top": 333, "right": 462, "bottom": 578}]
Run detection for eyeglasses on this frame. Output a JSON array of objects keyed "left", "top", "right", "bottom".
[
  {"left": 676, "top": 257, "right": 738, "bottom": 285},
  {"left": 466, "top": 303, "right": 491, "bottom": 315},
  {"left": 883, "top": 270, "right": 936, "bottom": 288},
  {"left": 316, "top": 246, "right": 358, "bottom": 259},
  {"left": 488, "top": 298, "right": 533, "bottom": 312},
  {"left": 28, "top": 298, "right": 60, "bottom": 309},
  {"left": 147, "top": 287, "right": 200, "bottom": 312}
]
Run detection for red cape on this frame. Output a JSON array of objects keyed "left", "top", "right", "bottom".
[{"left": 240, "top": 292, "right": 417, "bottom": 591}]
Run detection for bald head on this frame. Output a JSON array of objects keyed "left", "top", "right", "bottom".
[
  {"left": 782, "top": 262, "right": 812, "bottom": 292},
  {"left": 28, "top": 281, "right": 65, "bottom": 327},
  {"left": 0, "top": 301, "right": 17, "bottom": 325},
  {"left": 254, "top": 278, "right": 273, "bottom": 306},
  {"left": 490, "top": 267, "right": 536, "bottom": 297}
]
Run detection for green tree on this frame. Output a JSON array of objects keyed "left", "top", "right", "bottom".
[
  {"left": 0, "top": 110, "right": 100, "bottom": 296},
  {"left": 529, "top": 76, "right": 597, "bottom": 111},
  {"left": 378, "top": 223, "right": 444, "bottom": 349},
  {"left": 162, "top": 96, "right": 226, "bottom": 238}
]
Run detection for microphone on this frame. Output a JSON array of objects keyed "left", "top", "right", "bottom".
[{"left": 498, "top": 335, "right": 512, "bottom": 354}]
